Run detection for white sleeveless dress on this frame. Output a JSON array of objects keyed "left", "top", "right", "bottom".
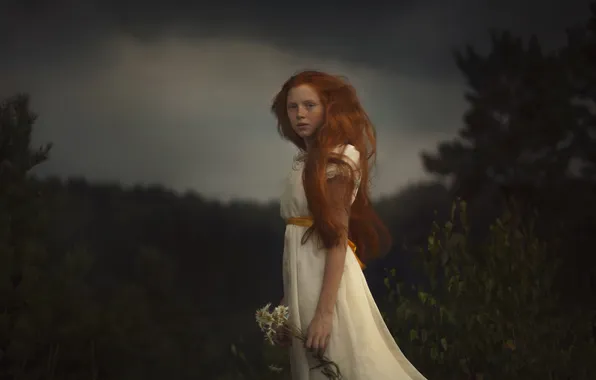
[{"left": 280, "top": 144, "right": 427, "bottom": 379}]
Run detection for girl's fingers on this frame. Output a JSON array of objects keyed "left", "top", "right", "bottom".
[
  {"left": 309, "top": 333, "right": 319, "bottom": 351},
  {"left": 305, "top": 334, "right": 313, "bottom": 350},
  {"left": 318, "top": 335, "right": 327, "bottom": 355}
]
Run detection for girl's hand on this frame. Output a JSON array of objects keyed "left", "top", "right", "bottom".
[{"left": 305, "top": 311, "right": 333, "bottom": 356}]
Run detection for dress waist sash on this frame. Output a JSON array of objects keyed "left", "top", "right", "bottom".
[{"left": 285, "top": 216, "right": 365, "bottom": 270}]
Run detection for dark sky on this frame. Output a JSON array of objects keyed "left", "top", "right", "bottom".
[{"left": 1, "top": 0, "right": 591, "bottom": 202}]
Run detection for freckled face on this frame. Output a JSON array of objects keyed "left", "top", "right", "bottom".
[{"left": 286, "top": 84, "right": 325, "bottom": 139}]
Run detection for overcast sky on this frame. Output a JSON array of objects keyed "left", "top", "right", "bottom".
[{"left": 1, "top": 0, "right": 592, "bottom": 202}]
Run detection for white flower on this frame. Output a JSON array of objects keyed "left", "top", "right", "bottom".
[
  {"left": 272, "top": 305, "right": 289, "bottom": 323},
  {"left": 265, "top": 328, "right": 276, "bottom": 345},
  {"left": 268, "top": 364, "right": 283, "bottom": 373},
  {"left": 256, "top": 303, "right": 277, "bottom": 331},
  {"left": 256, "top": 303, "right": 292, "bottom": 346},
  {"left": 255, "top": 302, "right": 343, "bottom": 378},
  {"left": 256, "top": 303, "right": 279, "bottom": 345}
]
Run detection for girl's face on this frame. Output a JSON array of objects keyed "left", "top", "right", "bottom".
[{"left": 286, "top": 84, "right": 324, "bottom": 139}]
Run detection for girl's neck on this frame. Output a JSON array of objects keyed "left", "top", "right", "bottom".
[{"left": 304, "top": 137, "right": 315, "bottom": 152}]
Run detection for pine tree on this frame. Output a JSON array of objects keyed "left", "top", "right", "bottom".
[
  {"left": 421, "top": 31, "right": 576, "bottom": 199},
  {"left": 562, "top": 2, "right": 596, "bottom": 180},
  {"left": 0, "top": 94, "right": 53, "bottom": 376}
]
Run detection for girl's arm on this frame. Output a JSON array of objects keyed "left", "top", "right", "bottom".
[{"left": 314, "top": 175, "right": 350, "bottom": 317}]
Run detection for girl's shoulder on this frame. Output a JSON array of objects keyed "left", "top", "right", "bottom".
[{"left": 332, "top": 144, "right": 360, "bottom": 165}]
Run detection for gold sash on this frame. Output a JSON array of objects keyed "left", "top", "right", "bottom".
[{"left": 285, "top": 216, "right": 365, "bottom": 269}]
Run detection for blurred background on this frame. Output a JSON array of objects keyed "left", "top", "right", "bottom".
[{"left": 1, "top": 0, "right": 595, "bottom": 379}]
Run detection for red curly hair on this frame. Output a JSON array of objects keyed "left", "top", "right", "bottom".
[{"left": 272, "top": 70, "right": 391, "bottom": 263}]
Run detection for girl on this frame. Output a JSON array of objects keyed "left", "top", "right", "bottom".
[{"left": 272, "top": 70, "right": 427, "bottom": 379}]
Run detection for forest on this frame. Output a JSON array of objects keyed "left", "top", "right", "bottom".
[{"left": 1, "top": 4, "right": 596, "bottom": 380}]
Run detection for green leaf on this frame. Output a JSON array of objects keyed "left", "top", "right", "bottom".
[
  {"left": 430, "top": 346, "right": 438, "bottom": 361},
  {"left": 409, "top": 329, "right": 419, "bottom": 342},
  {"left": 440, "top": 337, "right": 448, "bottom": 351}
]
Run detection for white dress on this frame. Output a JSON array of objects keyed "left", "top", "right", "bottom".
[{"left": 280, "top": 144, "right": 427, "bottom": 380}]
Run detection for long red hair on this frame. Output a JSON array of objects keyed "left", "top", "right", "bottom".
[{"left": 272, "top": 70, "right": 392, "bottom": 263}]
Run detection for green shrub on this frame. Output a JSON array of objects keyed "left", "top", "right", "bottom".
[
  {"left": 384, "top": 199, "right": 596, "bottom": 380},
  {"left": 226, "top": 337, "right": 291, "bottom": 380}
]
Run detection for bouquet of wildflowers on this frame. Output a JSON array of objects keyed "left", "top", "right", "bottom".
[{"left": 255, "top": 303, "right": 343, "bottom": 379}]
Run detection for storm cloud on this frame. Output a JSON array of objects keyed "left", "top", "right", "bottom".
[{"left": 1, "top": 0, "right": 591, "bottom": 201}]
